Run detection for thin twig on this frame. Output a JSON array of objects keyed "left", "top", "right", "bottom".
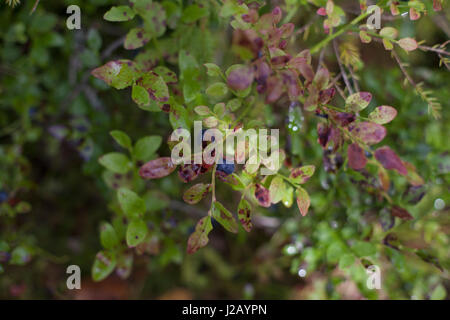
[
  {"left": 347, "top": 65, "right": 360, "bottom": 93},
  {"left": 391, "top": 50, "right": 416, "bottom": 87},
  {"left": 333, "top": 40, "right": 354, "bottom": 95}
]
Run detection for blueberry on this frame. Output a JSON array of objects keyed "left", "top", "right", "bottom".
[
  {"left": 201, "top": 129, "right": 215, "bottom": 142},
  {"left": 0, "top": 191, "right": 8, "bottom": 203},
  {"left": 216, "top": 162, "right": 235, "bottom": 176}
]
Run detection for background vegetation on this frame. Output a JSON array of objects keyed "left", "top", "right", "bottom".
[{"left": 0, "top": 0, "right": 448, "bottom": 299}]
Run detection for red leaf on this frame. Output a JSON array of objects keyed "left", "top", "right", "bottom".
[
  {"left": 391, "top": 205, "right": 413, "bottom": 220},
  {"left": 178, "top": 164, "right": 202, "bottom": 183},
  {"left": 347, "top": 143, "right": 367, "bottom": 170},
  {"left": 349, "top": 122, "right": 386, "bottom": 145},
  {"left": 187, "top": 216, "right": 213, "bottom": 254},
  {"left": 139, "top": 157, "right": 176, "bottom": 180},
  {"left": 227, "top": 66, "right": 254, "bottom": 91},
  {"left": 254, "top": 184, "right": 271, "bottom": 207},
  {"left": 374, "top": 146, "right": 407, "bottom": 175},
  {"left": 296, "top": 187, "right": 310, "bottom": 216}
]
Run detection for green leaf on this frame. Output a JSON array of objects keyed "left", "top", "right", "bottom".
[
  {"left": 194, "top": 105, "right": 211, "bottom": 116},
  {"left": 104, "top": 6, "right": 136, "bottom": 22},
  {"left": 183, "top": 183, "right": 211, "bottom": 205},
  {"left": 204, "top": 63, "right": 222, "bottom": 77},
  {"left": 380, "top": 27, "right": 398, "bottom": 39},
  {"left": 124, "top": 28, "right": 151, "bottom": 50},
  {"left": 110, "top": 130, "right": 132, "bottom": 150},
  {"left": 269, "top": 176, "right": 286, "bottom": 204},
  {"left": 212, "top": 202, "right": 239, "bottom": 233},
  {"left": 187, "top": 216, "right": 213, "bottom": 254},
  {"left": 345, "top": 92, "right": 372, "bottom": 112},
  {"left": 397, "top": 37, "right": 418, "bottom": 52},
  {"left": 179, "top": 50, "right": 200, "bottom": 103},
  {"left": 237, "top": 197, "right": 252, "bottom": 232},
  {"left": 92, "top": 251, "right": 116, "bottom": 282},
  {"left": 213, "top": 103, "right": 225, "bottom": 116},
  {"left": 339, "top": 253, "right": 355, "bottom": 269},
  {"left": 353, "top": 241, "right": 376, "bottom": 257},
  {"left": 100, "top": 222, "right": 119, "bottom": 249},
  {"left": 141, "top": 2, "right": 167, "bottom": 37},
  {"left": 10, "top": 246, "right": 32, "bottom": 266},
  {"left": 132, "top": 85, "right": 151, "bottom": 107},
  {"left": 126, "top": 218, "right": 148, "bottom": 247},
  {"left": 289, "top": 165, "right": 315, "bottom": 184},
  {"left": 99, "top": 152, "right": 131, "bottom": 174},
  {"left": 91, "top": 60, "right": 136, "bottom": 90},
  {"left": 153, "top": 66, "right": 178, "bottom": 84},
  {"left": 133, "top": 136, "right": 162, "bottom": 161},
  {"left": 368, "top": 105, "right": 397, "bottom": 124},
  {"left": 296, "top": 187, "right": 310, "bottom": 216},
  {"left": 138, "top": 72, "right": 169, "bottom": 103},
  {"left": 430, "top": 284, "right": 446, "bottom": 300},
  {"left": 206, "top": 82, "right": 228, "bottom": 98},
  {"left": 117, "top": 188, "right": 146, "bottom": 218},
  {"left": 181, "top": 4, "right": 209, "bottom": 23},
  {"left": 282, "top": 185, "right": 294, "bottom": 208},
  {"left": 327, "top": 242, "right": 346, "bottom": 263},
  {"left": 227, "top": 98, "right": 242, "bottom": 111},
  {"left": 382, "top": 38, "right": 394, "bottom": 51}
]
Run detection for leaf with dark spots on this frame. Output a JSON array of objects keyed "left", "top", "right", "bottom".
[
  {"left": 91, "top": 60, "right": 136, "bottom": 89},
  {"left": 212, "top": 202, "right": 239, "bottom": 233},
  {"left": 296, "top": 60, "right": 314, "bottom": 82},
  {"left": 270, "top": 55, "right": 290, "bottom": 65},
  {"left": 289, "top": 165, "right": 315, "bottom": 184},
  {"left": 178, "top": 164, "right": 202, "bottom": 183},
  {"left": 187, "top": 216, "right": 213, "bottom": 254},
  {"left": 374, "top": 146, "right": 407, "bottom": 175},
  {"left": 124, "top": 27, "right": 151, "bottom": 50},
  {"left": 345, "top": 92, "right": 372, "bottom": 112},
  {"left": 317, "top": 123, "right": 331, "bottom": 148},
  {"left": 139, "top": 157, "right": 176, "bottom": 180},
  {"left": 347, "top": 143, "right": 367, "bottom": 170},
  {"left": 254, "top": 184, "right": 271, "bottom": 207},
  {"left": 368, "top": 105, "right": 397, "bottom": 124},
  {"left": 183, "top": 183, "right": 211, "bottom": 205},
  {"left": 226, "top": 65, "right": 254, "bottom": 91},
  {"left": 391, "top": 205, "right": 413, "bottom": 220},
  {"left": 296, "top": 187, "right": 310, "bottom": 216},
  {"left": 319, "top": 87, "right": 336, "bottom": 104},
  {"left": 254, "top": 59, "right": 271, "bottom": 83},
  {"left": 238, "top": 198, "right": 252, "bottom": 232},
  {"left": 331, "top": 111, "right": 355, "bottom": 127},
  {"left": 349, "top": 122, "right": 386, "bottom": 145},
  {"left": 137, "top": 72, "right": 169, "bottom": 102},
  {"left": 153, "top": 66, "right": 178, "bottom": 84}
]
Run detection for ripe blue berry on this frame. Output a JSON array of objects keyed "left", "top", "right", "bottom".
[
  {"left": 0, "top": 191, "right": 8, "bottom": 203},
  {"left": 216, "top": 162, "right": 235, "bottom": 176}
]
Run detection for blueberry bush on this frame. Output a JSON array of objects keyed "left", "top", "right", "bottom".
[{"left": 0, "top": 0, "right": 449, "bottom": 299}]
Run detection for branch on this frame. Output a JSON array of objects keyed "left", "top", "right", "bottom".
[{"left": 333, "top": 40, "right": 354, "bottom": 95}]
